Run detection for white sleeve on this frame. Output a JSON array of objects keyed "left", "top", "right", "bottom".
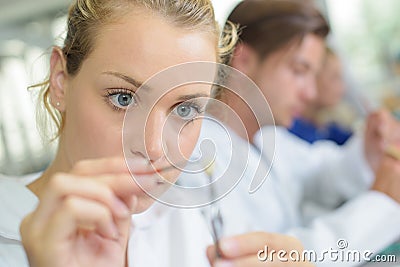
[
  {"left": 287, "top": 191, "right": 400, "bottom": 267},
  {"left": 257, "top": 126, "right": 374, "bottom": 208},
  {"left": 300, "top": 136, "right": 373, "bottom": 207}
]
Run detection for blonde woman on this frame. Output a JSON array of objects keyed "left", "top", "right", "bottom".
[{"left": 0, "top": 0, "right": 312, "bottom": 267}]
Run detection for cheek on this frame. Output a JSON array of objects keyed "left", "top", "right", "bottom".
[
  {"left": 262, "top": 72, "right": 299, "bottom": 126},
  {"left": 318, "top": 78, "right": 342, "bottom": 105},
  {"left": 177, "top": 121, "right": 202, "bottom": 159},
  {"left": 64, "top": 89, "right": 124, "bottom": 160},
  {"left": 134, "top": 196, "right": 158, "bottom": 214},
  {"left": 261, "top": 69, "right": 295, "bottom": 106}
]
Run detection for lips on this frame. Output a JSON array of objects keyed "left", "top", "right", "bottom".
[
  {"left": 125, "top": 159, "right": 184, "bottom": 194},
  {"left": 132, "top": 172, "right": 165, "bottom": 187}
]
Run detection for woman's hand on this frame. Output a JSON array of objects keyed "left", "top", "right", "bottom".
[
  {"left": 207, "top": 232, "right": 314, "bottom": 266},
  {"left": 20, "top": 158, "right": 141, "bottom": 267}
]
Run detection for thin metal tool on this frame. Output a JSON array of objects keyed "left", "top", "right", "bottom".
[{"left": 205, "top": 162, "right": 224, "bottom": 258}]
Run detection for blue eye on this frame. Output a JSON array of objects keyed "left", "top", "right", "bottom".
[
  {"left": 109, "top": 93, "right": 136, "bottom": 109},
  {"left": 174, "top": 102, "right": 201, "bottom": 120}
]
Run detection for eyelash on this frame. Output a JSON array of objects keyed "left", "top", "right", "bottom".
[
  {"left": 104, "top": 88, "right": 137, "bottom": 112},
  {"left": 104, "top": 89, "right": 206, "bottom": 122},
  {"left": 173, "top": 100, "right": 206, "bottom": 122}
]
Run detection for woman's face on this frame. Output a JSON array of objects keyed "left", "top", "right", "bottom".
[
  {"left": 251, "top": 34, "right": 325, "bottom": 127},
  {"left": 57, "top": 10, "right": 217, "bottom": 211}
]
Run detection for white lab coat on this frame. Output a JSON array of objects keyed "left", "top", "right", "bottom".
[
  {"left": 0, "top": 174, "right": 212, "bottom": 267},
  {"left": 254, "top": 126, "right": 400, "bottom": 266},
  {"left": 188, "top": 121, "right": 400, "bottom": 267}
]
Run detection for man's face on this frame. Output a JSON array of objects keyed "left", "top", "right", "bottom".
[{"left": 252, "top": 34, "right": 326, "bottom": 127}]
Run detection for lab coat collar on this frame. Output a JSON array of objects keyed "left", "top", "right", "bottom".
[
  {"left": 132, "top": 201, "right": 172, "bottom": 230},
  {"left": 0, "top": 174, "right": 40, "bottom": 241}
]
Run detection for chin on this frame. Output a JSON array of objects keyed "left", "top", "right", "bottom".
[
  {"left": 132, "top": 183, "right": 171, "bottom": 214},
  {"left": 133, "top": 196, "right": 157, "bottom": 214}
]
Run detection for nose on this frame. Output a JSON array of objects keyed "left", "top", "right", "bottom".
[{"left": 144, "top": 110, "right": 167, "bottom": 163}]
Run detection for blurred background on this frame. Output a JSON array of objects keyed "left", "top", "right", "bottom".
[{"left": 1, "top": 0, "right": 400, "bottom": 175}]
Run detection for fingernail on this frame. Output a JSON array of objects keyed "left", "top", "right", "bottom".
[
  {"left": 113, "top": 197, "right": 130, "bottom": 218},
  {"left": 220, "top": 237, "right": 238, "bottom": 254},
  {"left": 215, "top": 260, "right": 233, "bottom": 267}
]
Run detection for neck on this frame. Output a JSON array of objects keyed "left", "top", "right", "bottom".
[
  {"left": 225, "top": 110, "right": 258, "bottom": 143},
  {"left": 301, "top": 103, "right": 318, "bottom": 121},
  {"left": 222, "top": 91, "right": 267, "bottom": 144},
  {"left": 302, "top": 104, "right": 331, "bottom": 126},
  {"left": 27, "top": 138, "right": 71, "bottom": 198}
]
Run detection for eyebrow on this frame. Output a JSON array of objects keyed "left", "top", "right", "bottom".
[
  {"left": 293, "top": 59, "right": 311, "bottom": 70},
  {"left": 102, "top": 71, "right": 146, "bottom": 89},
  {"left": 177, "top": 93, "right": 210, "bottom": 101},
  {"left": 102, "top": 72, "right": 210, "bottom": 99}
]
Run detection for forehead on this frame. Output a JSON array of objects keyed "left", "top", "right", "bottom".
[
  {"left": 288, "top": 35, "right": 325, "bottom": 65},
  {"left": 266, "top": 34, "right": 325, "bottom": 69},
  {"left": 83, "top": 9, "right": 218, "bottom": 81}
]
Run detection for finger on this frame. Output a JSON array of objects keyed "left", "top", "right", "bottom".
[
  {"left": 371, "top": 109, "right": 396, "bottom": 140},
  {"left": 20, "top": 212, "right": 48, "bottom": 267},
  {"left": 96, "top": 173, "right": 158, "bottom": 199},
  {"left": 215, "top": 232, "right": 303, "bottom": 259},
  {"left": 35, "top": 174, "right": 131, "bottom": 224},
  {"left": 71, "top": 157, "right": 130, "bottom": 176},
  {"left": 71, "top": 157, "right": 155, "bottom": 176},
  {"left": 45, "top": 195, "right": 121, "bottom": 241},
  {"left": 71, "top": 158, "right": 162, "bottom": 198},
  {"left": 207, "top": 244, "right": 218, "bottom": 263},
  {"left": 20, "top": 213, "right": 37, "bottom": 253}
]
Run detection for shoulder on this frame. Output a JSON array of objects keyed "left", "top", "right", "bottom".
[
  {"left": 0, "top": 173, "right": 39, "bottom": 241},
  {"left": 255, "top": 125, "right": 312, "bottom": 153},
  {"left": 0, "top": 174, "right": 38, "bottom": 267}
]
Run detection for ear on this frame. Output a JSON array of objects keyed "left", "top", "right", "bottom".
[
  {"left": 49, "top": 47, "right": 68, "bottom": 112},
  {"left": 230, "top": 43, "right": 260, "bottom": 79}
]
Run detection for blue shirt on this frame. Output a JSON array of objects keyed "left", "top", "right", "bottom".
[{"left": 289, "top": 118, "right": 353, "bottom": 145}]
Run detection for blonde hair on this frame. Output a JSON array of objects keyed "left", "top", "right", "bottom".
[{"left": 32, "top": 0, "right": 238, "bottom": 140}]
